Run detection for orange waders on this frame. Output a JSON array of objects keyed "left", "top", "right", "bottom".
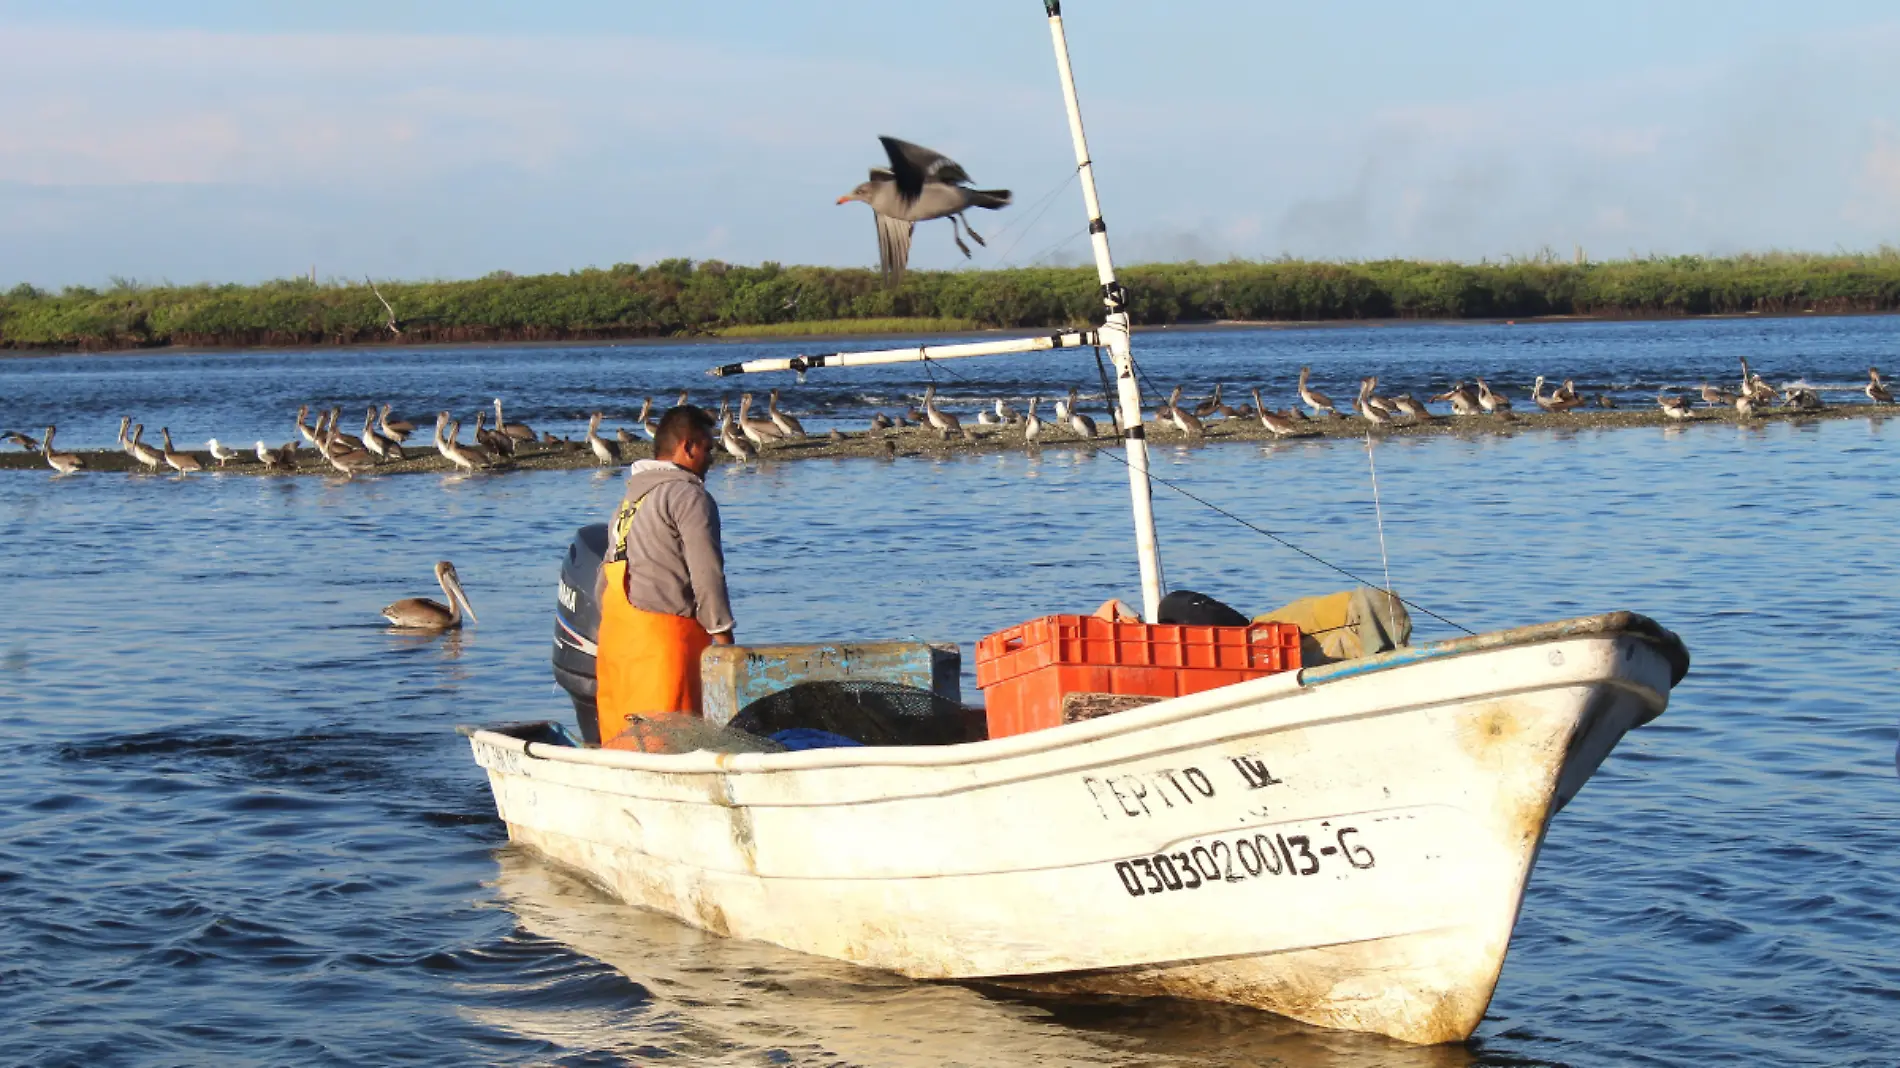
[{"left": 595, "top": 558, "right": 712, "bottom": 750}]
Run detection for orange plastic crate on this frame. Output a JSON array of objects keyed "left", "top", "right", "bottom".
[{"left": 974, "top": 615, "right": 1301, "bottom": 739}]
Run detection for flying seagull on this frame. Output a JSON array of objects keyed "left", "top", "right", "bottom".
[{"left": 838, "top": 137, "right": 1011, "bottom": 286}]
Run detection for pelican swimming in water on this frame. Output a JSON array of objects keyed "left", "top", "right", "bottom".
[
  {"left": 768, "top": 390, "right": 806, "bottom": 439},
  {"left": 159, "top": 428, "right": 203, "bottom": 474},
  {"left": 1297, "top": 366, "right": 1336, "bottom": 417},
  {"left": 382, "top": 561, "right": 478, "bottom": 630},
  {"left": 41, "top": 426, "right": 83, "bottom": 474},
  {"left": 1867, "top": 367, "right": 1893, "bottom": 405}
]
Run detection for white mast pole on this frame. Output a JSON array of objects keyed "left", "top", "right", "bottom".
[{"left": 1043, "top": 0, "right": 1166, "bottom": 622}]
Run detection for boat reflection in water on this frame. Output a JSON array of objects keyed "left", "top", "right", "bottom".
[{"left": 484, "top": 847, "right": 1479, "bottom": 1068}]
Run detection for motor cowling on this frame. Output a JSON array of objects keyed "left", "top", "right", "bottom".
[{"left": 553, "top": 523, "right": 607, "bottom": 743}]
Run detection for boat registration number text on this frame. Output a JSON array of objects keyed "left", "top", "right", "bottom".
[{"left": 1113, "top": 825, "right": 1374, "bottom": 897}]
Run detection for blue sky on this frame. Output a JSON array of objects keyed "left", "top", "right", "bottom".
[{"left": 3, "top": 0, "right": 1899, "bottom": 287}]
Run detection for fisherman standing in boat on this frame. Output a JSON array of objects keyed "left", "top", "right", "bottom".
[{"left": 596, "top": 406, "right": 735, "bottom": 749}]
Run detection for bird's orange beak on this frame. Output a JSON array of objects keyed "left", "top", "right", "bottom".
[{"left": 836, "top": 195, "right": 852, "bottom": 204}]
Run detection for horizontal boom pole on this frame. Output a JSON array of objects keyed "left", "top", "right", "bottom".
[{"left": 707, "top": 330, "right": 1098, "bottom": 377}]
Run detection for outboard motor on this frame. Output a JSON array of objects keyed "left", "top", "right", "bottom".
[{"left": 553, "top": 523, "right": 608, "bottom": 743}]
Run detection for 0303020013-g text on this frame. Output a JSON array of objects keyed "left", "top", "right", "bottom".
[{"left": 1113, "top": 824, "right": 1375, "bottom": 897}]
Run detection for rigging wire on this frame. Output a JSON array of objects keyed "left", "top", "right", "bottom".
[
  {"left": 994, "top": 172, "right": 1084, "bottom": 266},
  {"left": 981, "top": 164, "right": 1081, "bottom": 256},
  {"left": 1365, "top": 430, "right": 1395, "bottom": 600}
]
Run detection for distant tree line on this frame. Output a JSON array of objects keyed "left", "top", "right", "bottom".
[{"left": 5, "top": 251, "right": 1899, "bottom": 350}]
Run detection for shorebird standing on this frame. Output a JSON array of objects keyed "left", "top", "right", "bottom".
[
  {"left": 585, "top": 413, "right": 619, "bottom": 467},
  {"left": 1476, "top": 378, "right": 1512, "bottom": 413},
  {"left": 1867, "top": 367, "right": 1894, "bottom": 405},
  {"left": 768, "top": 390, "right": 807, "bottom": 439},
  {"left": 1298, "top": 366, "right": 1336, "bottom": 416},
  {"left": 1024, "top": 397, "right": 1043, "bottom": 444},
  {"left": 1657, "top": 394, "right": 1695, "bottom": 420},
  {"left": 41, "top": 426, "right": 83, "bottom": 474},
  {"left": 206, "top": 438, "right": 241, "bottom": 467},
  {"left": 1064, "top": 388, "right": 1098, "bottom": 440}
]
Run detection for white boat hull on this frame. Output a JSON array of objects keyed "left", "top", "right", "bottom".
[{"left": 468, "top": 614, "right": 1685, "bottom": 1044}]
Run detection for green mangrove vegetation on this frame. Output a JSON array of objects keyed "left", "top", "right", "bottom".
[{"left": 5, "top": 251, "right": 1900, "bottom": 351}]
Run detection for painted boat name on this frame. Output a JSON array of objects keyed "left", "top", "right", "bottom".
[{"left": 1083, "top": 753, "right": 1283, "bottom": 819}]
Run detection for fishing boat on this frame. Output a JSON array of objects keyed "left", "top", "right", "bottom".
[{"left": 465, "top": 2, "right": 1690, "bottom": 1045}]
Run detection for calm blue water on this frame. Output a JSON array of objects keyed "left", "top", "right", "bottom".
[
  {"left": 3, "top": 320, "right": 1898, "bottom": 1066},
  {"left": 3, "top": 314, "right": 1896, "bottom": 451}
]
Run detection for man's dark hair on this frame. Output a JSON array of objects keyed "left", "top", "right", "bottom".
[{"left": 653, "top": 405, "right": 716, "bottom": 457}]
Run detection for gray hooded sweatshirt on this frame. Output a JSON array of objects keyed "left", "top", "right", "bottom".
[{"left": 610, "top": 459, "right": 734, "bottom": 635}]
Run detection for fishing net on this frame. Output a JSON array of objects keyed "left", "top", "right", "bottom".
[{"left": 728, "top": 680, "right": 982, "bottom": 747}]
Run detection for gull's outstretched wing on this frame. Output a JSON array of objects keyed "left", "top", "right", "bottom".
[
  {"left": 878, "top": 137, "right": 971, "bottom": 201},
  {"left": 874, "top": 212, "right": 914, "bottom": 286}
]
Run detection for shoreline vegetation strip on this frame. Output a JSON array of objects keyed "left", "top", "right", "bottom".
[
  {"left": 7, "top": 402, "right": 1892, "bottom": 476},
  {"left": 6, "top": 252, "right": 1900, "bottom": 351}
]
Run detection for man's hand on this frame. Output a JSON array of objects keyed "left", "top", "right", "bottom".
[{"left": 711, "top": 631, "right": 735, "bottom": 646}]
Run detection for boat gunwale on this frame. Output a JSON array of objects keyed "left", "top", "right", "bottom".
[{"left": 463, "top": 611, "right": 1687, "bottom": 777}]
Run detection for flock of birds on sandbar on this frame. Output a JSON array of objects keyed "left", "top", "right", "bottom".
[{"left": 7, "top": 361, "right": 1895, "bottom": 477}]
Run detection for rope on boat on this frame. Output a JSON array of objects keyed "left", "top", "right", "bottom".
[{"left": 1365, "top": 430, "right": 1396, "bottom": 601}]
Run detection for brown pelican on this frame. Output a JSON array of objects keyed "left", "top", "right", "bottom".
[
  {"left": 1356, "top": 378, "right": 1392, "bottom": 426},
  {"left": 447, "top": 418, "right": 494, "bottom": 470},
  {"left": 1475, "top": 378, "right": 1513, "bottom": 413},
  {"left": 1657, "top": 393, "right": 1695, "bottom": 420},
  {"left": 295, "top": 405, "right": 321, "bottom": 446},
  {"left": 1168, "top": 387, "right": 1206, "bottom": 438},
  {"left": 381, "top": 561, "right": 477, "bottom": 630},
  {"left": 41, "top": 426, "right": 83, "bottom": 474},
  {"left": 921, "top": 385, "right": 962, "bottom": 437},
  {"left": 1739, "top": 357, "right": 1778, "bottom": 403},
  {"left": 324, "top": 408, "right": 366, "bottom": 454},
  {"left": 206, "top": 438, "right": 241, "bottom": 467},
  {"left": 767, "top": 390, "right": 807, "bottom": 438},
  {"left": 256, "top": 440, "right": 297, "bottom": 470},
  {"left": 828, "top": 428, "right": 845, "bottom": 443},
  {"left": 1298, "top": 366, "right": 1336, "bottom": 416},
  {"left": 360, "top": 408, "right": 402, "bottom": 461},
  {"left": 631, "top": 398, "right": 656, "bottom": 441},
  {"left": 1735, "top": 393, "right": 1757, "bottom": 419},
  {"left": 493, "top": 399, "right": 535, "bottom": 444},
  {"left": 4, "top": 430, "right": 39, "bottom": 451},
  {"left": 585, "top": 413, "right": 619, "bottom": 466},
  {"left": 1251, "top": 390, "right": 1305, "bottom": 437},
  {"left": 1024, "top": 397, "right": 1043, "bottom": 443},
  {"left": 379, "top": 405, "right": 415, "bottom": 443},
  {"left": 117, "top": 416, "right": 134, "bottom": 457},
  {"left": 1783, "top": 386, "right": 1824, "bottom": 410},
  {"left": 1867, "top": 368, "right": 1893, "bottom": 405},
  {"left": 1532, "top": 376, "right": 1565, "bottom": 412},
  {"left": 1432, "top": 382, "right": 1482, "bottom": 416},
  {"left": 737, "top": 393, "right": 784, "bottom": 447},
  {"left": 1193, "top": 383, "right": 1224, "bottom": 418},
  {"left": 317, "top": 419, "right": 376, "bottom": 477},
  {"left": 472, "top": 411, "right": 514, "bottom": 457},
  {"left": 159, "top": 428, "right": 203, "bottom": 474},
  {"left": 1064, "top": 388, "right": 1097, "bottom": 439},
  {"left": 719, "top": 412, "right": 758, "bottom": 462},
  {"left": 128, "top": 424, "right": 165, "bottom": 471},
  {"left": 1553, "top": 379, "right": 1583, "bottom": 406},
  {"left": 1393, "top": 394, "right": 1436, "bottom": 422}
]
